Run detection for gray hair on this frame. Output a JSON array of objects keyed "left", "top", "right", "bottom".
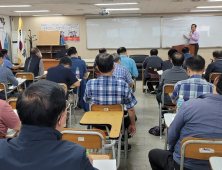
[{"left": 112, "top": 53, "right": 120, "bottom": 63}]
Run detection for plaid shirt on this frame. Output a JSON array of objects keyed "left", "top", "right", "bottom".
[
  {"left": 113, "top": 63, "right": 132, "bottom": 84},
  {"left": 171, "top": 75, "right": 214, "bottom": 102},
  {"left": 84, "top": 75, "right": 137, "bottom": 109}
]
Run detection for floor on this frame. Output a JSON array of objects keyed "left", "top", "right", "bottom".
[{"left": 70, "top": 81, "right": 165, "bottom": 170}]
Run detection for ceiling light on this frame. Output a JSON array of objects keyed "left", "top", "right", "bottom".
[
  {"left": 95, "top": 2, "right": 138, "bottom": 5},
  {"left": 14, "top": 10, "right": 50, "bottom": 13},
  {"left": 197, "top": 6, "right": 222, "bottom": 8},
  {"left": 33, "top": 14, "right": 62, "bottom": 16},
  {"left": 0, "top": 5, "right": 31, "bottom": 7},
  {"left": 190, "top": 9, "right": 222, "bottom": 12},
  {"left": 106, "top": 8, "right": 140, "bottom": 11},
  {"left": 207, "top": 0, "right": 222, "bottom": 1}
]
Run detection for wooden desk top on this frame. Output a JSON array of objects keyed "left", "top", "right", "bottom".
[{"left": 80, "top": 111, "right": 123, "bottom": 139}]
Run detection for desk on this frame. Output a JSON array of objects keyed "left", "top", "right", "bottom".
[
  {"left": 8, "top": 78, "right": 26, "bottom": 91},
  {"left": 164, "top": 113, "right": 176, "bottom": 149},
  {"left": 80, "top": 111, "right": 123, "bottom": 169},
  {"left": 80, "top": 111, "right": 123, "bottom": 139},
  {"left": 93, "top": 160, "right": 116, "bottom": 170},
  {"left": 42, "top": 59, "right": 60, "bottom": 71},
  {"left": 209, "top": 157, "right": 222, "bottom": 170},
  {"left": 35, "top": 71, "right": 48, "bottom": 80}
]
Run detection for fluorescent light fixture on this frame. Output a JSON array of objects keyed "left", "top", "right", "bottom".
[
  {"left": 207, "top": 0, "right": 222, "bottom": 1},
  {"left": 106, "top": 8, "right": 140, "bottom": 11},
  {"left": 33, "top": 14, "right": 62, "bottom": 16},
  {"left": 197, "top": 6, "right": 222, "bottom": 8},
  {"left": 0, "top": 5, "right": 31, "bottom": 7},
  {"left": 190, "top": 9, "right": 222, "bottom": 12},
  {"left": 14, "top": 10, "right": 50, "bottom": 13},
  {"left": 95, "top": 2, "right": 138, "bottom": 6}
]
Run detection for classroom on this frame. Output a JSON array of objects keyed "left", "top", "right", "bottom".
[{"left": 0, "top": 0, "right": 222, "bottom": 170}]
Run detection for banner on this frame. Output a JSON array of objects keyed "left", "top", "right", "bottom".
[
  {"left": 17, "top": 17, "right": 27, "bottom": 64},
  {"left": 41, "top": 23, "right": 80, "bottom": 41}
]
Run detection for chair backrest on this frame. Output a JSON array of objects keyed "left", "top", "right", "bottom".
[
  {"left": 58, "top": 83, "right": 68, "bottom": 95},
  {"left": 0, "top": 82, "right": 7, "bottom": 91},
  {"left": 209, "top": 72, "right": 221, "bottom": 82},
  {"left": 16, "top": 72, "right": 35, "bottom": 81},
  {"left": 61, "top": 129, "right": 106, "bottom": 149},
  {"left": 181, "top": 137, "right": 222, "bottom": 160},
  {"left": 7, "top": 97, "right": 18, "bottom": 109},
  {"left": 148, "top": 67, "right": 162, "bottom": 79},
  {"left": 90, "top": 104, "right": 124, "bottom": 112},
  {"left": 163, "top": 83, "right": 175, "bottom": 94}
]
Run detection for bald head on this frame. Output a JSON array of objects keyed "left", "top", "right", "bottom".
[
  {"left": 31, "top": 47, "right": 40, "bottom": 55},
  {"left": 172, "top": 52, "right": 185, "bottom": 66}
]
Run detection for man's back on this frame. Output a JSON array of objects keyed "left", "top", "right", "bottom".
[
  {"left": 204, "top": 60, "right": 222, "bottom": 81},
  {"left": 120, "top": 55, "right": 138, "bottom": 77},
  {"left": 171, "top": 75, "right": 214, "bottom": 101},
  {"left": 0, "top": 125, "right": 95, "bottom": 170},
  {"left": 183, "top": 53, "right": 193, "bottom": 68},
  {"left": 113, "top": 63, "right": 132, "bottom": 84},
  {"left": 168, "top": 94, "right": 222, "bottom": 170},
  {"left": 70, "top": 57, "right": 87, "bottom": 79},
  {"left": 162, "top": 60, "right": 173, "bottom": 71},
  {"left": 0, "top": 65, "right": 18, "bottom": 89},
  {"left": 24, "top": 55, "right": 41, "bottom": 77},
  {"left": 84, "top": 75, "right": 137, "bottom": 109},
  {"left": 46, "top": 64, "right": 77, "bottom": 89}
]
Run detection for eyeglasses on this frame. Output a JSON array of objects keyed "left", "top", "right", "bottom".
[{"left": 57, "top": 100, "right": 70, "bottom": 122}]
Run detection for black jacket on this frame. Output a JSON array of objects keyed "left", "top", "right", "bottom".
[{"left": 24, "top": 55, "right": 41, "bottom": 77}]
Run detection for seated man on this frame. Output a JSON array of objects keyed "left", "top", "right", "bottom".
[
  {"left": 156, "top": 52, "right": 188, "bottom": 106},
  {"left": 84, "top": 53, "right": 137, "bottom": 141},
  {"left": 117, "top": 47, "right": 138, "bottom": 78},
  {"left": 93, "top": 48, "right": 107, "bottom": 68},
  {"left": 24, "top": 47, "right": 44, "bottom": 77},
  {"left": 182, "top": 47, "right": 193, "bottom": 69},
  {"left": 204, "top": 50, "right": 222, "bottom": 81},
  {"left": 0, "top": 52, "right": 18, "bottom": 100},
  {"left": 112, "top": 53, "right": 133, "bottom": 88},
  {"left": 0, "top": 80, "right": 97, "bottom": 170},
  {"left": 69, "top": 48, "right": 88, "bottom": 79},
  {"left": 162, "top": 49, "right": 178, "bottom": 71},
  {"left": 149, "top": 74, "right": 222, "bottom": 170},
  {"left": 2, "top": 49, "right": 23, "bottom": 70},
  {"left": 171, "top": 55, "right": 214, "bottom": 105},
  {"left": 46, "top": 57, "right": 80, "bottom": 89},
  {"left": 0, "top": 99, "right": 21, "bottom": 138},
  {"left": 143, "top": 49, "right": 163, "bottom": 94}
]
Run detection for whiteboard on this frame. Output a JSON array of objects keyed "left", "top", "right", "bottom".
[
  {"left": 162, "top": 16, "right": 222, "bottom": 48},
  {"left": 86, "top": 18, "right": 161, "bottom": 49}
]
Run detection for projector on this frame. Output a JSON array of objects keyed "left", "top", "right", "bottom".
[{"left": 99, "top": 9, "right": 110, "bottom": 16}]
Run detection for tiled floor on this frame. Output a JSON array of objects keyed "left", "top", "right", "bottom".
[{"left": 70, "top": 81, "right": 165, "bottom": 170}]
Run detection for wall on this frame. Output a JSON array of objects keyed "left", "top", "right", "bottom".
[
  {"left": 0, "top": 15, "right": 11, "bottom": 56},
  {"left": 13, "top": 15, "right": 221, "bottom": 66}
]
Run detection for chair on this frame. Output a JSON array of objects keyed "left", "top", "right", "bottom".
[
  {"left": 61, "top": 129, "right": 112, "bottom": 158},
  {"left": 58, "top": 83, "right": 68, "bottom": 95},
  {"left": 89, "top": 104, "right": 127, "bottom": 169},
  {"left": 209, "top": 72, "right": 221, "bottom": 83},
  {"left": 180, "top": 137, "right": 222, "bottom": 170},
  {"left": 159, "top": 83, "right": 176, "bottom": 139},
  {"left": 69, "top": 85, "right": 80, "bottom": 126},
  {"left": 145, "top": 67, "right": 162, "bottom": 96},
  {"left": 7, "top": 97, "right": 17, "bottom": 109},
  {"left": 15, "top": 72, "right": 35, "bottom": 89},
  {"left": 0, "top": 82, "right": 8, "bottom": 100}
]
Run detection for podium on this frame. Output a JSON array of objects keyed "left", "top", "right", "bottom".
[{"left": 172, "top": 44, "right": 195, "bottom": 55}]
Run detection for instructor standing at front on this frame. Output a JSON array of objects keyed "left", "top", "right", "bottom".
[{"left": 183, "top": 24, "right": 199, "bottom": 55}]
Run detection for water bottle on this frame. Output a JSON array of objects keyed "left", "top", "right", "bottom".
[
  {"left": 76, "top": 67, "right": 80, "bottom": 79},
  {"left": 176, "top": 95, "right": 184, "bottom": 113}
]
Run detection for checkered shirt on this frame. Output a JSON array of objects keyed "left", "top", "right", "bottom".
[
  {"left": 113, "top": 63, "right": 132, "bottom": 84},
  {"left": 84, "top": 75, "right": 137, "bottom": 109},
  {"left": 171, "top": 74, "right": 214, "bottom": 102}
]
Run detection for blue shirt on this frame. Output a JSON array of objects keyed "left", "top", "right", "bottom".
[
  {"left": 171, "top": 75, "right": 214, "bottom": 102},
  {"left": 0, "top": 65, "right": 18, "bottom": 89},
  {"left": 183, "top": 53, "right": 193, "bottom": 69},
  {"left": 0, "top": 125, "right": 97, "bottom": 170},
  {"left": 3, "top": 58, "right": 13, "bottom": 69},
  {"left": 168, "top": 93, "right": 222, "bottom": 170},
  {"left": 120, "top": 55, "right": 138, "bottom": 78},
  {"left": 70, "top": 57, "right": 87, "bottom": 79},
  {"left": 204, "top": 59, "right": 222, "bottom": 82},
  {"left": 84, "top": 75, "right": 137, "bottom": 109},
  {"left": 113, "top": 63, "right": 132, "bottom": 84},
  {"left": 46, "top": 64, "right": 78, "bottom": 89}
]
